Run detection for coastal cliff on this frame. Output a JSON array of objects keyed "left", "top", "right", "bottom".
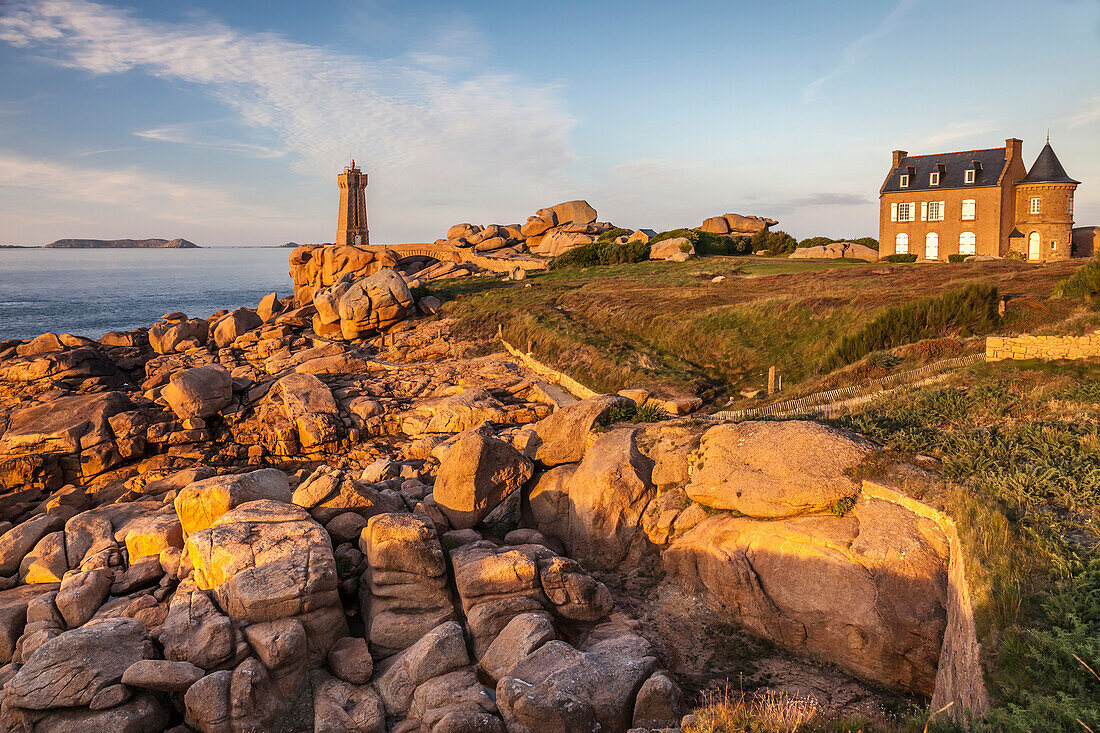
[{"left": 44, "top": 238, "right": 199, "bottom": 249}]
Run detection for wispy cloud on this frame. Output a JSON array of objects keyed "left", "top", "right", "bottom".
[
  {"left": 911, "top": 120, "right": 1000, "bottom": 149},
  {"left": 0, "top": 0, "right": 577, "bottom": 237},
  {"left": 0, "top": 150, "right": 283, "bottom": 223},
  {"left": 802, "top": 0, "right": 919, "bottom": 104},
  {"left": 1065, "top": 95, "right": 1100, "bottom": 128},
  {"left": 133, "top": 123, "right": 285, "bottom": 159}
]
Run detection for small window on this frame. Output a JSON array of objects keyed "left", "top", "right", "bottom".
[
  {"left": 930, "top": 171, "right": 940, "bottom": 186},
  {"left": 896, "top": 233, "right": 909, "bottom": 254},
  {"left": 1030, "top": 197, "right": 1041, "bottom": 214},
  {"left": 927, "top": 201, "right": 943, "bottom": 221},
  {"left": 959, "top": 232, "right": 976, "bottom": 256},
  {"left": 964, "top": 169, "right": 976, "bottom": 184},
  {"left": 897, "top": 202, "right": 912, "bottom": 222},
  {"left": 961, "top": 199, "right": 976, "bottom": 221},
  {"left": 1069, "top": 195, "right": 1074, "bottom": 217},
  {"left": 900, "top": 174, "right": 909, "bottom": 188}
]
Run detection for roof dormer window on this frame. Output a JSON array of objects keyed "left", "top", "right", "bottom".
[
  {"left": 964, "top": 169, "right": 975, "bottom": 184},
  {"left": 930, "top": 171, "right": 940, "bottom": 186},
  {"left": 965, "top": 161, "right": 981, "bottom": 184},
  {"left": 900, "top": 174, "right": 909, "bottom": 188}
]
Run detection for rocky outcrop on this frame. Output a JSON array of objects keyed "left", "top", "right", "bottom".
[
  {"left": 312, "top": 269, "right": 415, "bottom": 340},
  {"left": 288, "top": 243, "right": 399, "bottom": 304},
  {"left": 699, "top": 213, "right": 777, "bottom": 235},
  {"left": 437, "top": 200, "right": 613, "bottom": 259},
  {"left": 790, "top": 241, "right": 880, "bottom": 261},
  {"left": 0, "top": 282, "right": 985, "bottom": 730}
]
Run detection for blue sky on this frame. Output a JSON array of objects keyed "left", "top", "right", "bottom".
[{"left": 0, "top": 0, "right": 1097, "bottom": 245}]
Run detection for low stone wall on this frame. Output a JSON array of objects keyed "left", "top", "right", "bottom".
[{"left": 986, "top": 330, "right": 1100, "bottom": 361}]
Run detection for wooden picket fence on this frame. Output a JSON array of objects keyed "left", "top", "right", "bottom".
[{"left": 706, "top": 353, "right": 983, "bottom": 422}]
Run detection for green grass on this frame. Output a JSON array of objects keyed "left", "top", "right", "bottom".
[
  {"left": 1055, "top": 257, "right": 1100, "bottom": 299},
  {"left": 835, "top": 360, "right": 1100, "bottom": 732},
  {"left": 821, "top": 284, "right": 1001, "bottom": 372},
  {"left": 427, "top": 258, "right": 1083, "bottom": 405}
]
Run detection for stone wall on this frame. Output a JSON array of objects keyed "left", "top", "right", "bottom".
[{"left": 985, "top": 330, "right": 1100, "bottom": 361}]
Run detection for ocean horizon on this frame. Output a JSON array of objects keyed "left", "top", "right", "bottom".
[{"left": 0, "top": 247, "right": 295, "bottom": 342}]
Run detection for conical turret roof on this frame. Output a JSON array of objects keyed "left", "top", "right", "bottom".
[{"left": 1021, "top": 142, "right": 1079, "bottom": 184}]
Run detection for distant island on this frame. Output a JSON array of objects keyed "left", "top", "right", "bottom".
[{"left": 45, "top": 238, "right": 200, "bottom": 249}]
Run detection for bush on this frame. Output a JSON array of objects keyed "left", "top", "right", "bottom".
[
  {"left": 948, "top": 254, "right": 968, "bottom": 263},
  {"left": 798, "top": 236, "right": 836, "bottom": 249},
  {"left": 821, "top": 283, "right": 1000, "bottom": 371},
  {"left": 595, "top": 227, "right": 632, "bottom": 244},
  {"left": 751, "top": 229, "right": 798, "bottom": 256},
  {"left": 1055, "top": 258, "right": 1100, "bottom": 298},
  {"left": 550, "top": 239, "right": 650, "bottom": 269},
  {"left": 884, "top": 253, "right": 918, "bottom": 263},
  {"left": 648, "top": 228, "right": 752, "bottom": 256},
  {"left": 604, "top": 400, "right": 669, "bottom": 424}
]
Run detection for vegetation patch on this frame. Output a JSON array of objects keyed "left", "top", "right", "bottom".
[
  {"left": 821, "top": 284, "right": 1000, "bottom": 372},
  {"left": 948, "top": 254, "right": 968, "bottom": 263},
  {"left": 883, "top": 253, "right": 918, "bottom": 263},
  {"left": 550, "top": 239, "right": 650, "bottom": 268},
  {"left": 835, "top": 361, "right": 1100, "bottom": 732},
  {"left": 596, "top": 226, "right": 633, "bottom": 243},
  {"left": 1055, "top": 258, "right": 1100, "bottom": 299}
]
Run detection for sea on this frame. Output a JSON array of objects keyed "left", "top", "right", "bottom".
[{"left": 0, "top": 247, "right": 294, "bottom": 342}]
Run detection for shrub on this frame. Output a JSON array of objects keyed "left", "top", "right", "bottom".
[
  {"left": 751, "top": 229, "right": 798, "bottom": 256},
  {"left": 829, "top": 494, "right": 857, "bottom": 517},
  {"left": 1055, "top": 258, "right": 1100, "bottom": 298},
  {"left": 595, "top": 227, "right": 632, "bottom": 243},
  {"left": 603, "top": 400, "right": 669, "bottom": 424},
  {"left": 550, "top": 239, "right": 650, "bottom": 269},
  {"left": 821, "top": 283, "right": 1000, "bottom": 371},
  {"left": 648, "top": 228, "right": 752, "bottom": 256},
  {"left": 884, "top": 253, "right": 918, "bottom": 263},
  {"left": 798, "top": 236, "right": 836, "bottom": 249},
  {"left": 948, "top": 254, "right": 968, "bottom": 263}
]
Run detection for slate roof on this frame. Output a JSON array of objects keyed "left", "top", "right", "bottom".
[
  {"left": 882, "top": 147, "right": 1009, "bottom": 194},
  {"left": 1020, "top": 143, "right": 1079, "bottom": 184}
]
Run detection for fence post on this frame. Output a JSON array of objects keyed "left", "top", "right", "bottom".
[{"left": 768, "top": 366, "right": 777, "bottom": 395}]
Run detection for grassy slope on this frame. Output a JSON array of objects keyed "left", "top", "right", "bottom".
[
  {"left": 428, "top": 257, "right": 1083, "bottom": 404},
  {"left": 836, "top": 360, "right": 1100, "bottom": 733}
]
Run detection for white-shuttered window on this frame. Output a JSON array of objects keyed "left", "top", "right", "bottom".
[
  {"left": 959, "top": 232, "right": 976, "bottom": 256},
  {"left": 896, "top": 233, "right": 909, "bottom": 254},
  {"left": 927, "top": 201, "right": 943, "bottom": 221},
  {"left": 961, "top": 199, "right": 976, "bottom": 221},
  {"left": 896, "top": 202, "right": 914, "bottom": 222},
  {"left": 1030, "top": 197, "right": 1041, "bottom": 214}
]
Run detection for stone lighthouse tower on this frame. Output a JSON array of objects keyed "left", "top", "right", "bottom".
[{"left": 337, "top": 160, "right": 369, "bottom": 246}]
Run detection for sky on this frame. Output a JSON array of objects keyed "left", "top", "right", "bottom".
[{"left": 0, "top": 0, "right": 1098, "bottom": 246}]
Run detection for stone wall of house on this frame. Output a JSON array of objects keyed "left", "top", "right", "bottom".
[{"left": 986, "top": 330, "right": 1100, "bottom": 361}]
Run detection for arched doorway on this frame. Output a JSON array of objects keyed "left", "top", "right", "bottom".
[
  {"left": 925, "top": 232, "right": 938, "bottom": 260},
  {"left": 1028, "top": 231, "right": 1041, "bottom": 261},
  {"left": 959, "top": 232, "right": 976, "bottom": 256},
  {"left": 895, "top": 232, "right": 909, "bottom": 255}
]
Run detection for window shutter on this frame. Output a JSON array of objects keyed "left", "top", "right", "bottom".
[
  {"left": 939, "top": 201, "right": 945, "bottom": 221},
  {"left": 921, "top": 202, "right": 928, "bottom": 221},
  {"left": 891, "top": 203, "right": 897, "bottom": 222},
  {"left": 910, "top": 202, "right": 916, "bottom": 222}
]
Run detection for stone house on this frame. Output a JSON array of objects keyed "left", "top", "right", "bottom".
[{"left": 879, "top": 138, "right": 1079, "bottom": 262}]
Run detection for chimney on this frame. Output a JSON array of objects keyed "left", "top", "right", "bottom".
[
  {"left": 1005, "top": 138, "right": 1022, "bottom": 161},
  {"left": 892, "top": 150, "right": 907, "bottom": 168}
]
